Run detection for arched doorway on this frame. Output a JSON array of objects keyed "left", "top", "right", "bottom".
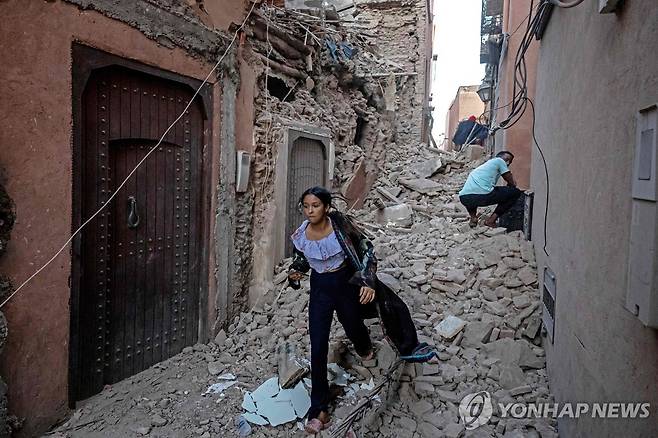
[{"left": 285, "top": 137, "right": 328, "bottom": 256}]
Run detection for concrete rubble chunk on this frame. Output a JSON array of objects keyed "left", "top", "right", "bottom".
[
  {"left": 499, "top": 363, "right": 527, "bottom": 390},
  {"left": 213, "top": 329, "right": 227, "bottom": 347},
  {"left": 377, "top": 272, "right": 402, "bottom": 292},
  {"left": 434, "top": 315, "right": 467, "bottom": 339},
  {"left": 509, "top": 385, "right": 532, "bottom": 396},
  {"left": 276, "top": 342, "right": 309, "bottom": 389},
  {"left": 462, "top": 321, "right": 495, "bottom": 348},
  {"left": 376, "top": 203, "right": 414, "bottom": 227},
  {"left": 411, "top": 157, "right": 444, "bottom": 178},
  {"left": 483, "top": 338, "right": 544, "bottom": 369},
  {"left": 207, "top": 361, "right": 224, "bottom": 376},
  {"left": 517, "top": 266, "right": 538, "bottom": 285},
  {"left": 399, "top": 177, "right": 443, "bottom": 195},
  {"left": 418, "top": 421, "right": 441, "bottom": 437},
  {"left": 377, "top": 186, "right": 403, "bottom": 202}
]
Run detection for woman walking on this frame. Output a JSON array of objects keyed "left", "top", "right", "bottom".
[{"left": 288, "top": 187, "right": 435, "bottom": 434}]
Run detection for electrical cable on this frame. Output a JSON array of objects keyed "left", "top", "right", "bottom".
[
  {"left": 526, "top": 97, "right": 550, "bottom": 257},
  {"left": 0, "top": 1, "right": 259, "bottom": 310},
  {"left": 486, "top": 1, "right": 552, "bottom": 257}
]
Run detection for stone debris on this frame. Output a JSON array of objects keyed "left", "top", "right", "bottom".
[
  {"left": 276, "top": 342, "right": 309, "bottom": 389},
  {"left": 434, "top": 315, "right": 467, "bottom": 340},
  {"left": 376, "top": 203, "right": 414, "bottom": 227},
  {"left": 49, "top": 52, "right": 556, "bottom": 438}
]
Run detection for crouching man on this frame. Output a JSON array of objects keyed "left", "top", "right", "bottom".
[{"left": 459, "top": 150, "right": 522, "bottom": 228}]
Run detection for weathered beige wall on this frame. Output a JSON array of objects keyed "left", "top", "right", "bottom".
[{"left": 532, "top": 1, "right": 658, "bottom": 436}]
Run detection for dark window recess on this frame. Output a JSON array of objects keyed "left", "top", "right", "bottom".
[
  {"left": 267, "top": 76, "right": 295, "bottom": 101},
  {"left": 354, "top": 116, "right": 367, "bottom": 146},
  {"left": 639, "top": 129, "right": 654, "bottom": 181},
  {"left": 542, "top": 267, "right": 556, "bottom": 343}
]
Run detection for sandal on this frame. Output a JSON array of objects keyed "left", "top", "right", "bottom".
[
  {"left": 304, "top": 417, "right": 331, "bottom": 434},
  {"left": 400, "top": 342, "right": 437, "bottom": 363}
]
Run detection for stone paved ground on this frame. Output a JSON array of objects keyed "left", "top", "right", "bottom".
[{"left": 49, "top": 143, "right": 557, "bottom": 438}]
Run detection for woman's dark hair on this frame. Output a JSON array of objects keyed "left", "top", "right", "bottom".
[{"left": 298, "top": 186, "right": 332, "bottom": 208}]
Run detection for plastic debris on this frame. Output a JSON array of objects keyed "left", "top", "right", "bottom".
[
  {"left": 235, "top": 415, "right": 252, "bottom": 436},
  {"left": 204, "top": 380, "right": 237, "bottom": 395}
]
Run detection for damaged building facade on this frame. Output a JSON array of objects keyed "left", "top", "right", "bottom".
[{"left": 0, "top": 0, "right": 433, "bottom": 434}]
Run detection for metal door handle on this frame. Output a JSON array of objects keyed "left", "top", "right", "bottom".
[{"left": 127, "top": 196, "right": 140, "bottom": 228}]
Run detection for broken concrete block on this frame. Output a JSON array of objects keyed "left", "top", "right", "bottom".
[
  {"left": 490, "top": 327, "right": 501, "bottom": 342},
  {"left": 509, "top": 385, "right": 532, "bottom": 396},
  {"left": 276, "top": 342, "right": 309, "bottom": 389},
  {"left": 377, "top": 272, "right": 402, "bottom": 292},
  {"left": 517, "top": 266, "right": 537, "bottom": 285},
  {"left": 503, "top": 257, "right": 526, "bottom": 269},
  {"left": 461, "top": 321, "right": 495, "bottom": 347},
  {"left": 410, "top": 400, "right": 434, "bottom": 418},
  {"left": 399, "top": 178, "right": 442, "bottom": 195},
  {"left": 151, "top": 415, "right": 167, "bottom": 427},
  {"left": 512, "top": 295, "right": 531, "bottom": 309},
  {"left": 411, "top": 158, "right": 444, "bottom": 178},
  {"left": 213, "top": 329, "right": 227, "bottom": 347},
  {"left": 434, "top": 315, "right": 467, "bottom": 339},
  {"left": 421, "top": 363, "right": 439, "bottom": 376},
  {"left": 376, "top": 203, "right": 414, "bottom": 227},
  {"left": 443, "top": 422, "right": 464, "bottom": 438},
  {"left": 414, "top": 381, "right": 435, "bottom": 396},
  {"left": 207, "top": 361, "right": 224, "bottom": 376},
  {"left": 522, "top": 316, "right": 541, "bottom": 339},
  {"left": 378, "top": 186, "right": 402, "bottom": 199},
  {"left": 396, "top": 416, "right": 418, "bottom": 433},
  {"left": 499, "top": 363, "right": 527, "bottom": 390},
  {"left": 418, "top": 421, "right": 441, "bottom": 438}
]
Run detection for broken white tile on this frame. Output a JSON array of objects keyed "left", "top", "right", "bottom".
[
  {"left": 289, "top": 381, "right": 311, "bottom": 418},
  {"left": 217, "top": 373, "right": 237, "bottom": 380},
  {"left": 203, "top": 380, "right": 237, "bottom": 395},
  {"left": 251, "top": 377, "right": 280, "bottom": 401},
  {"left": 256, "top": 396, "right": 297, "bottom": 426},
  {"left": 242, "top": 392, "right": 257, "bottom": 413},
  {"left": 360, "top": 378, "right": 375, "bottom": 391},
  {"left": 243, "top": 412, "right": 268, "bottom": 426}
]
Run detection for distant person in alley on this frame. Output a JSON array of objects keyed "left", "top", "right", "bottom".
[{"left": 459, "top": 150, "right": 522, "bottom": 228}]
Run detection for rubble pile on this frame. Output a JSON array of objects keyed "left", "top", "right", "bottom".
[{"left": 51, "top": 142, "right": 557, "bottom": 438}]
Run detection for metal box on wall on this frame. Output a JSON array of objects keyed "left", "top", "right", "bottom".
[{"left": 626, "top": 104, "right": 658, "bottom": 328}]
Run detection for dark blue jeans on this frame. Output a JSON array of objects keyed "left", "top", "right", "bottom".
[
  {"left": 459, "top": 186, "right": 522, "bottom": 216},
  {"left": 307, "top": 266, "right": 372, "bottom": 419}
]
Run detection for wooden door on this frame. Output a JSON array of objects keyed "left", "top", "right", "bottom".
[
  {"left": 285, "top": 137, "right": 327, "bottom": 256},
  {"left": 74, "top": 66, "right": 205, "bottom": 399}
]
